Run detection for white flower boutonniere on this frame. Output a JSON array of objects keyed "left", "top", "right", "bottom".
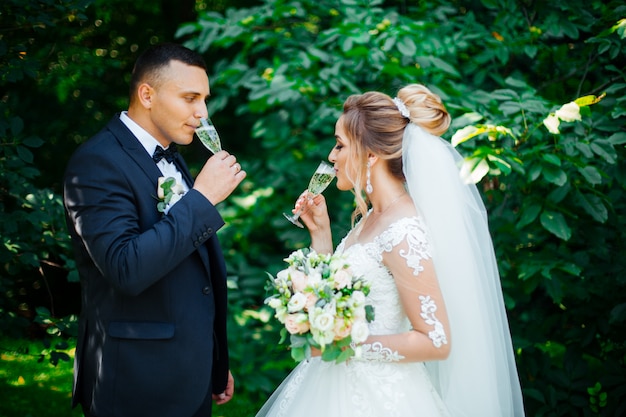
[{"left": 157, "top": 176, "right": 185, "bottom": 214}]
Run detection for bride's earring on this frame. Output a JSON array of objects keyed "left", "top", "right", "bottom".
[{"left": 366, "top": 162, "right": 373, "bottom": 194}]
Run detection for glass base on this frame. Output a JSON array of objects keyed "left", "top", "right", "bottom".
[{"left": 283, "top": 212, "right": 304, "bottom": 228}]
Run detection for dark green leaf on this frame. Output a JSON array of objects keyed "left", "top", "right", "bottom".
[{"left": 540, "top": 210, "right": 571, "bottom": 240}]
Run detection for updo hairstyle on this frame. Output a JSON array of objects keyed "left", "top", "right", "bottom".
[{"left": 340, "top": 83, "right": 450, "bottom": 223}]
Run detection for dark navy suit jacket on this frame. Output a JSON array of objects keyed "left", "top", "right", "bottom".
[{"left": 63, "top": 115, "right": 229, "bottom": 416}]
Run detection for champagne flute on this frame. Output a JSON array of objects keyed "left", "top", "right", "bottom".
[
  {"left": 283, "top": 161, "right": 336, "bottom": 228},
  {"left": 195, "top": 116, "right": 222, "bottom": 154}
]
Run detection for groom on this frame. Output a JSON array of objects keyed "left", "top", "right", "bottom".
[{"left": 63, "top": 43, "right": 245, "bottom": 417}]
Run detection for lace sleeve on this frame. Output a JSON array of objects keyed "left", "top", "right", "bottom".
[{"left": 374, "top": 216, "right": 432, "bottom": 276}]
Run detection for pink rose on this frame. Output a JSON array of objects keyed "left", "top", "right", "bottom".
[
  {"left": 304, "top": 292, "right": 318, "bottom": 311},
  {"left": 333, "top": 317, "right": 352, "bottom": 340},
  {"left": 290, "top": 269, "right": 308, "bottom": 292},
  {"left": 285, "top": 313, "right": 310, "bottom": 334}
]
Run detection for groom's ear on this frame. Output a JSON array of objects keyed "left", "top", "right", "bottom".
[{"left": 137, "top": 83, "right": 155, "bottom": 109}]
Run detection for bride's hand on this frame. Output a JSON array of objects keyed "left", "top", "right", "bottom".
[{"left": 293, "top": 191, "right": 330, "bottom": 232}]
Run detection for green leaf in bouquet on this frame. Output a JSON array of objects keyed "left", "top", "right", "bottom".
[
  {"left": 321, "top": 344, "right": 342, "bottom": 363},
  {"left": 291, "top": 346, "right": 307, "bottom": 362},
  {"left": 365, "top": 305, "right": 375, "bottom": 323},
  {"left": 278, "top": 327, "right": 288, "bottom": 345}
]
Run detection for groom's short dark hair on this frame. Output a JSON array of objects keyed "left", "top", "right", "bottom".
[{"left": 129, "top": 43, "right": 207, "bottom": 100}]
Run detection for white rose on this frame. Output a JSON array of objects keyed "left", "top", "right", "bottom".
[
  {"left": 334, "top": 269, "right": 352, "bottom": 289},
  {"left": 172, "top": 182, "right": 185, "bottom": 195},
  {"left": 168, "top": 192, "right": 182, "bottom": 206},
  {"left": 351, "top": 290, "right": 366, "bottom": 306},
  {"left": 311, "top": 328, "right": 335, "bottom": 347},
  {"left": 353, "top": 306, "right": 366, "bottom": 320},
  {"left": 274, "top": 306, "right": 287, "bottom": 323},
  {"left": 157, "top": 177, "right": 166, "bottom": 199},
  {"left": 287, "top": 292, "right": 307, "bottom": 312},
  {"left": 351, "top": 320, "right": 369, "bottom": 344},
  {"left": 311, "top": 311, "right": 335, "bottom": 332},
  {"left": 307, "top": 271, "right": 322, "bottom": 288},
  {"left": 543, "top": 114, "right": 560, "bottom": 134},
  {"left": 267, "top": 297, "right": 282, "bottom": 309},
  {"left": 555, "top": 101, "right": 581, "bottom": 122}
]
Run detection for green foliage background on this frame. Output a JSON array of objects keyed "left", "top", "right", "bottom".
[{"left": 1, "top": 0, "right": 625, "bottom": 416}]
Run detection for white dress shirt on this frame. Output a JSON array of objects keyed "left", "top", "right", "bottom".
[{"left": 119, "top": 112, "right": 189, "bottom": 192}]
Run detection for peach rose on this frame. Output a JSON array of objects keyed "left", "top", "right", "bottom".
[
  {"left": 333, "top": 317, "right": 352, "bottom": 340},
  {"left": 285, "top": 313, "right": 310, "bottom": 334},
  {"left": 290, "top": 269, "right": 308, "bottom": 292}
]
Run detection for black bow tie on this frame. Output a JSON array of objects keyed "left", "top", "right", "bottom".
[{"left": 152, "top": 144, "right": 178, "bottom": 163}]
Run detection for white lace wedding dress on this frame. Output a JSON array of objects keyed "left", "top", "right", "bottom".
[{"left": 255, "top": 216, "right": 451, "bottom": 417}]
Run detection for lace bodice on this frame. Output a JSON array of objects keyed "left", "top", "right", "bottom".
[{"left": 335, "top": 215, "right": 432, "bottom": 336}]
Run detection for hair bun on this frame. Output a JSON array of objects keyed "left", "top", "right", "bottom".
[{"left": 398, "top": 84, "right": 451, "bottom": 136}]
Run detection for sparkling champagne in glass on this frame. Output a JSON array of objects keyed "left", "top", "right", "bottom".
[
  {"left": 283, "top": 161, "right": 336, "bottom": 228},
  {"left": 195, "top": 117, "right": 222, "bottom": 154}
]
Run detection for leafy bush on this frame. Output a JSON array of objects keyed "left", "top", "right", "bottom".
[{"left": 178, "top": 0, "right": 626, "bottom": 415}]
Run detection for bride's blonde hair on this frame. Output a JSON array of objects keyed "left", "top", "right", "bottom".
[{"left": 340, "top": 84, "right": 451, "bottom": 225}]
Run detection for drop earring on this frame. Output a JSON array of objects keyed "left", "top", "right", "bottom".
[{"left": 366, "top": 161, "right": 373, "bottom": 194}]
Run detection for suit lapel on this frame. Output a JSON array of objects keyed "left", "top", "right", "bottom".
[
  {"left": 107, "top": 116, "right": 163, "bottom": 183},
  {"left": 173, "top": 153, "right": 194, "bottom": 189},
  {"left": 106, "top": 115, "right": 213, "bottom": 275}
]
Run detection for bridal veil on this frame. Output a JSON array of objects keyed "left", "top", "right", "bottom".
[{"left": 402, "top": 123, "right": 525, "bottom": 416}]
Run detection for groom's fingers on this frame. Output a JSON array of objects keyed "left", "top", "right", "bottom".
[{"left": 213, "top": 370, "right": 235, "bottom": 405}]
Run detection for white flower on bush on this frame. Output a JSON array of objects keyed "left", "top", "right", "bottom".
[
  {"left": 555, "top": 102, "right": 581, "bottom": 122},
  {"left": 543, "top": 114, "right": 561, "bottom": 134},
  {"left": 543, "top": 101, "right": 582, "bottom": 134}
]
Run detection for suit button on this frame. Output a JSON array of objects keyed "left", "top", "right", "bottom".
[
  {"left": 207, "top": 228, "right": 213, "bottom": 234},
  {"left": 193, "top": 241, "right": 200, "bottom": 247},
  {"left": 202, "top": 232, "right": 209, "bottom": 238},
  {"left": 202, "top": 286, "right": 211, "bottom": 295}
]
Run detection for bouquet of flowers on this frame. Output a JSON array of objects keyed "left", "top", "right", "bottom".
[{"left": 265, "top": 248, "right": 375, "bottom": 363}]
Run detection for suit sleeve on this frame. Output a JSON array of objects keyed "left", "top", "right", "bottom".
[{"left": 63, "top": 136, "right": 225, "bottom": 296}]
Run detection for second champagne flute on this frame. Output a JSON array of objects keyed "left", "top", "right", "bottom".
[
  {"left": 195, "top": 116, "right": 222, "bottom": 154},
  {"left": 283, "top": 161, "right": 336, "bottom": 228}
]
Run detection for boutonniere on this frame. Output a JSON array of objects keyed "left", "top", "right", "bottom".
[{"left": 157, "top": 176, "right": 185, "bottom": 214}]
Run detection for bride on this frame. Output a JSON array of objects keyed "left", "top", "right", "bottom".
[{"left": 256, "top": 84, "right": 525, "bottom": 417}]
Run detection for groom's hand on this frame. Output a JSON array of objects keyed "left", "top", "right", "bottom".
[
  {"left": 213, "top": 370, "right": 235, "bottom": 405},
  {"left": 194, "top": 151, "right": 246, "bottom": 205}
]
